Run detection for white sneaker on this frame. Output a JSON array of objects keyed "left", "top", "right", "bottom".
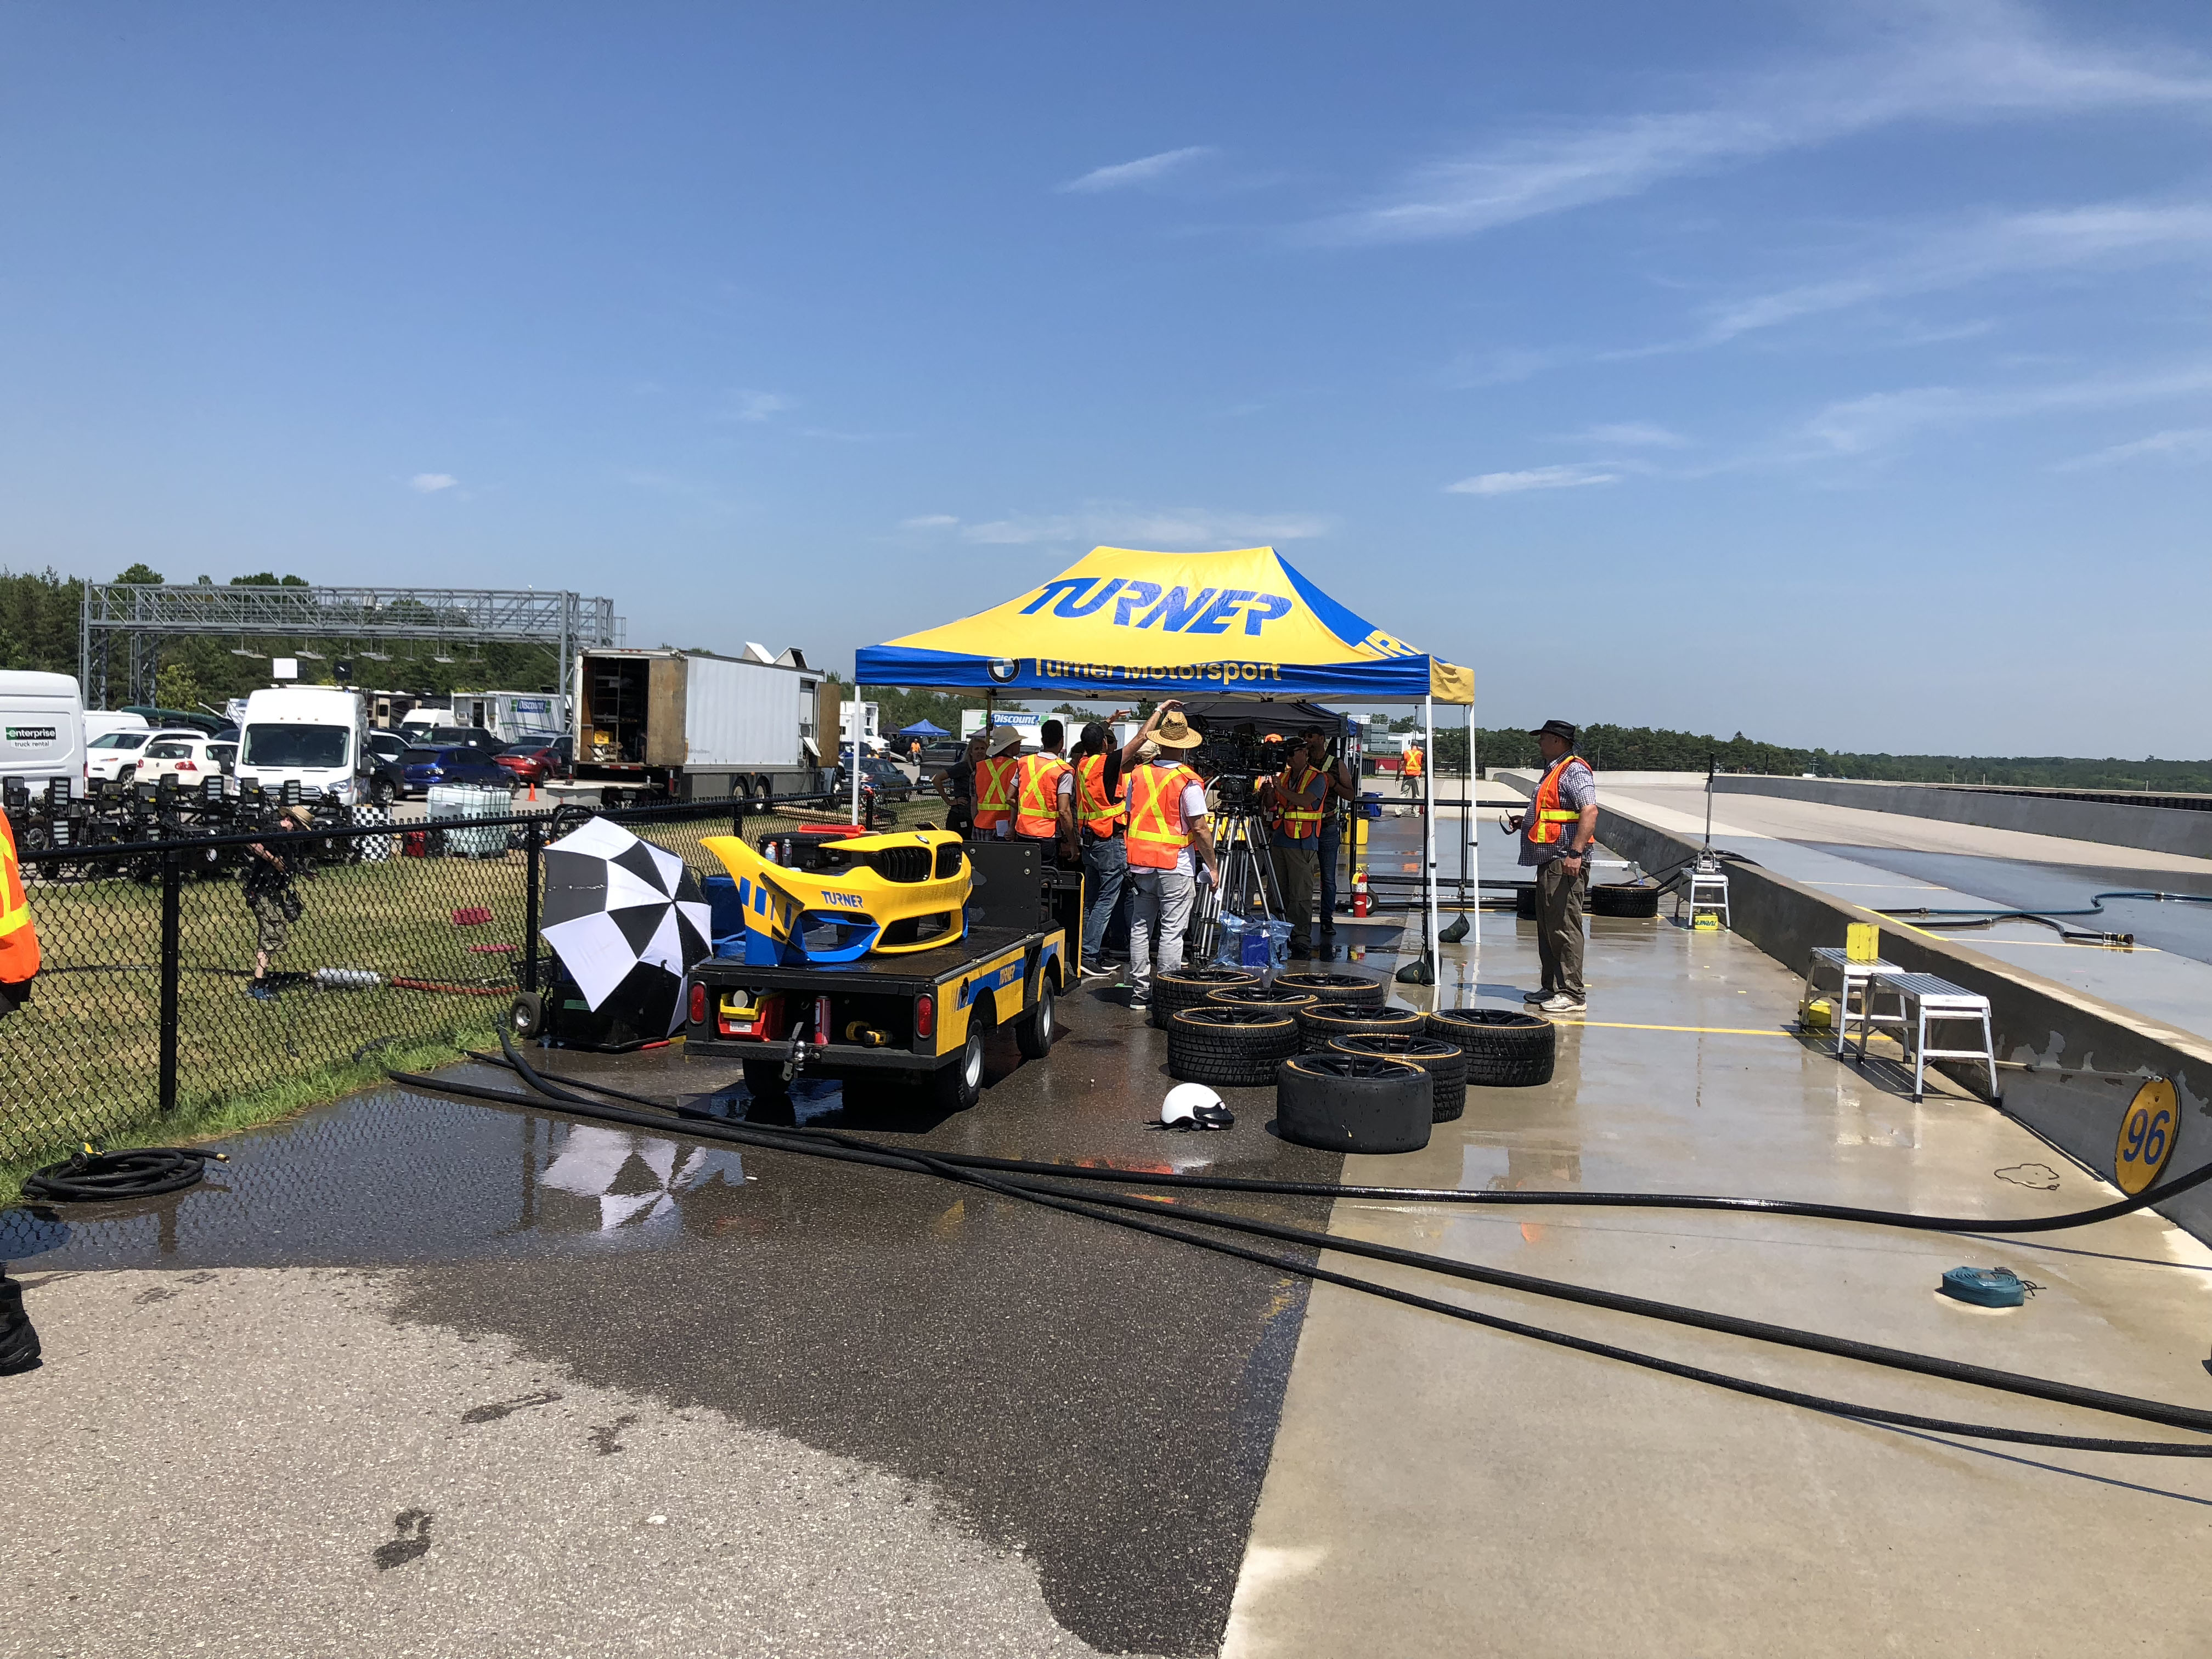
[
  {"left": 1537, "top": 993, "right": 1585, "bottom": 1014},
  {"left": 1080, "top": 962, "right": 1116, "bottom": 979}
]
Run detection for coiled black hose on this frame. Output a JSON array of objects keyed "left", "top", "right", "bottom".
[
  {"left": 376, "top": 1041, "right": 2212, "bottom": 1457},
  {"left": 24, "top": 1146, "right": 226, "bottom": 1202}
]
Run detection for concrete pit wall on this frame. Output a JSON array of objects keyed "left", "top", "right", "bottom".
[
  {"left": 1711, "top": 774, "right": 2212, "bottom": 862},
  {"left": 1545, "top": 791, "right": 2212, "bottom": 1244}
]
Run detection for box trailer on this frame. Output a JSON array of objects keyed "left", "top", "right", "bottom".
[
  {"left": 573, "top": 648, "right": 827, "bottom": 804},
  {"left": 450, "top": 690, "right": 571, "bottom": 744}
]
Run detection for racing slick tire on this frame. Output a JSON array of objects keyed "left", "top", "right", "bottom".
[
  {"left": 1331, "top": 1034, "right": 1468, "bottom": 1122},
  {"left": 1205, "top": 984, "right": 1320, "bottom": 1020},
  {"left": 1275, "top": 1052, "right": 1433, "bottom": 1154},
  {"left": 1590, "top": 882, "right": 1662, "bottom": 918}
]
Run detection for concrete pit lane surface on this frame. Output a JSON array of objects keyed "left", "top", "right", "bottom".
[{"left": 12, "top": 818, "right": 2212, "bottom": 1657}]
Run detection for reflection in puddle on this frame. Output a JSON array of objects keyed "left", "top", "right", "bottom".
[{"left": 0, "top": 1077, "right": 770, "bottom": 1270}]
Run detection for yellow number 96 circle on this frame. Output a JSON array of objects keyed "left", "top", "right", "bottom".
[{"left": 2114, "top": 1078, "right": 2179, "bottom": 1196}]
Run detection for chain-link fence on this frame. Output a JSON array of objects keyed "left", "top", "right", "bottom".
[{"left": 0, "top": 789, "right": 908, "bottom": 1167}]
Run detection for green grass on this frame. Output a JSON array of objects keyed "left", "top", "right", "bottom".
[
  {"left": 0, "top": 1017, "right": 498, "bottom": 1207},
  {"left": 0, "top": 803, "right": 830, "bottom": 1182}
]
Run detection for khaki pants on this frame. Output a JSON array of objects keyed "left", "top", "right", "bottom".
[
  {"left": 1272, "top": 839, "right": 1318, "bottom": 942},
  {"left": 1536, "top": 859, "right": 1585, "bottom": 999}
]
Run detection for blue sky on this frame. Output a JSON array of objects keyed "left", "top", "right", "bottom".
[{"left": 3, "top": 2, "right": 2208, "bottom": 753}]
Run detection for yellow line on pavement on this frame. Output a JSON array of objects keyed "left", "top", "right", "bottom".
[{"left": 1549, "top": 1018, "right": 1798, "bottom": 1037}]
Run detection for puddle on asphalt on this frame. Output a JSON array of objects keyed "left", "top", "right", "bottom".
[{"left": 0, "top": 1075, "right": 817, "bottom": 1270}]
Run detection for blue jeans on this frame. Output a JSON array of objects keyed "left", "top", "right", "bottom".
[
  {"left": 1080, "top": 832, "right": 1127, "bottom": 962},
  {"left": 1319, "top": 828, "right": 1342, "bottom": 923}
]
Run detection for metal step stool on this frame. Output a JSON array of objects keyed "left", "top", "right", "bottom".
[
  {"left": 1801, "top": 945, "right": 1903, "bottom": 1057},
  {"left": 1677, "top": 860, "right": 1730, "bottom": 929},
  {"left": 1851, "top": 972, "right": 1996, "bottom": 1101}
]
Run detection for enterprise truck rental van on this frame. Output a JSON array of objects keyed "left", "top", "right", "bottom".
[
  {"left": 0, "top": 670, "right": 87, "bottom": 799},
  {"left": 236, "top": 686, "right": 370, "bottom": 804}
]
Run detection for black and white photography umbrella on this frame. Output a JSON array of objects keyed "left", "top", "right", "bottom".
[{"left": 541, "top": 817, "right": 712, "bottom": 1032}]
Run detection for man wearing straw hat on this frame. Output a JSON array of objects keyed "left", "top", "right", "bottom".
[
  {"left": 1120, "top": 702, "right": 1217, "bottom": 1009},
  {"left": 1507, "top": 719, "right": 1596, "bottom": 1013},
  {"left": 972, "top": 724, "right": 1024, "bottom": 839}
]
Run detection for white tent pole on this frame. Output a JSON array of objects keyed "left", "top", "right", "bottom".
[
  {"left": 1424, "top": 692, "right": 1437, "bottom": 981},
  {"left": 851, "top": 679, "right": 862, "bottom": 826},
  {"left": 1467, "top": 701, "right": 1479, "bottom": 973}
]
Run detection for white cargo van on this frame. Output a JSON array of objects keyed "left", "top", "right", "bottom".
[
  {"left": 0, "top": 670, "right": 87, "bottom": 799},
  {"left": 236, "top": 686, "right": 370, "bottom": 804}
]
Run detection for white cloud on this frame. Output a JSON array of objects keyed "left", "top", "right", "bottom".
[
  {"left": 1313, "top": 3, "right": 2212, "bottom": 244},
  {"left": 938, "top": 504, "right": 1330, "bottom": 548},
  {"left": 719, "top": 388, "right": 793, "bottom": 422},
  {"left": 1801, "top": 363, "right": 2212, "bottom": 455},
  {"left": 1696, "top": 202, "right": 2212, "bottom": 345},
  {"left": 2056, "top": 427, "right": 2212, "bottom": 470},
  {"left": 901, "top": 514, "right": 960, "bottom": 529},
  {"left": 1572, "top": 422, "right": 1688, "bottom": 448},
  {"left": 1058, "top": 146, "right": 1214, "bottom": 194},
  {"left": 409, "top": 473, "right": 458, "bottom": 493},
  {"left": 1446, "top": 464, "right": 1621, "bottom": 496}
]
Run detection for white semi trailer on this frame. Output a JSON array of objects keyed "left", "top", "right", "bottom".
[{"left": 572, "top": 648, "right": 830, "bottom": 804}]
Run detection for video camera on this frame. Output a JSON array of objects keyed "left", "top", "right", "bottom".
[{"left": 1189, "top": 718, "right": 1293, "bottom": 815}]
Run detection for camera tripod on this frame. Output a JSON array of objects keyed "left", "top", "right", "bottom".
[{"left": 1187, "top": 799, "right": 1286, "bottom": 964}]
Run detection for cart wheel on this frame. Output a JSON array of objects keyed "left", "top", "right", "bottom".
[
  {"left": 935, "top": 1009, "right": 989, "bottom": 1111},
  {"left": 510, "top": 990, "right": 545, "bottom": 1040},
  {"left": 742, "top": 1058, "right": 791, "bottom": 1099},
  {"left": 1016, "top": 977, "right": 1056, "bottom": 1059}
]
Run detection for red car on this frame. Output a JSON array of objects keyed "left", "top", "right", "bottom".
[{"left": 494, "top": 738, "right": 572, "bottom": 785}]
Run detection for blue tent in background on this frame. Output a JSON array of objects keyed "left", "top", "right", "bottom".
[{"left": 894, "top": 719, "right": 950, "bottom": 737}]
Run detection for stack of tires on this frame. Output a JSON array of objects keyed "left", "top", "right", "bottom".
[{"left": 1296, "top": 1000, "right": 1426, "bottom": 1052}]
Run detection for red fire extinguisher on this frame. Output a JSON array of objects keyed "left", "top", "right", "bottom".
[{"left": 1352, "top": 868, "right": 1370, "bottom": 918}]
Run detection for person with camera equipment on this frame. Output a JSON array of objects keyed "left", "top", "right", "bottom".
[
  {"left": 1505, "top": 719, "right": 1597, "bottom": 1013},
  {"left": 241, "top": 803, "right": 314, "bottom": 1001},
  {"left": 935, "top": 731, "right": 988, "bottom": 837},
  {"left": 1260, "top": 727, "right": 1332, "bottom": 956},
  {"left": 1302, "top": 728, "right": 1361, "bottom": 935},
  {"left": 1012, "top": 718, "right": 1079, "bottom": 863},
  {"left": 1122, "top": 702, "right": 1217, "bottom": 1009}
]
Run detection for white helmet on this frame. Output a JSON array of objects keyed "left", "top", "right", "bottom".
[{"left": 1159, "top": 1083, "right": 1234, "bottom": 1130}]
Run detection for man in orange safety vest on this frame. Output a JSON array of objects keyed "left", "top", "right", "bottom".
[
  {"left": 1506, "top": 719, "right": 1597, "bottom": 1013},
  {"left": 972, "top": 726, "right": 1023, "bottom": 838},
  {"left": 1012, "top": 718, "right": 1079, "bottom": 862},
  {"left": 0, "top": 806, "right": 42, "bottom": 1018}
]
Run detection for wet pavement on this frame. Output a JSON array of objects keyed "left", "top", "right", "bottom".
[{"left": 5, "top": 983, "right": 1350, "bottom": 1656}]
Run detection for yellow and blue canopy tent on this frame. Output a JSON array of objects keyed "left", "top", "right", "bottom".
[
  {"left": 857, "top": 546, "right": 1474, "bottom": 976},
  {"left": 856, "top": 544, "right": 1471, "bottom": 705}
]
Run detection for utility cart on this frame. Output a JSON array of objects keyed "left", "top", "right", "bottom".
[{"left": 681, "top": 839, "right": 1077, "bottom": 1110}]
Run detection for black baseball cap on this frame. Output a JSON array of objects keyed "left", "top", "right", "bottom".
[{"left": 1530, "top": 719, "right": 1577, "bottom": 744}]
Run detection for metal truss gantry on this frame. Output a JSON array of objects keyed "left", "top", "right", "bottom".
[{"left": 80, "top": 584, "right": 620, "bottom": 709}]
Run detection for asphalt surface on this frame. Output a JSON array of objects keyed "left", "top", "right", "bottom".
[{"left": 5, "top": 983, "right": 1354, "bottom": 1657}]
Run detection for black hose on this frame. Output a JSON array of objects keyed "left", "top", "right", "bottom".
[
  {"left": 1881, "top": 888, "right": 2212, "bottom": 946},
  {"left": 453, "top": 1048, "right": 2212, "bottom": 1237},
  {"left": 383, "top": 1049, "right": 2212, "bottom": 1455},
  {"left": 23, "top": 1146, "right": 227, "bottom": 1202}
]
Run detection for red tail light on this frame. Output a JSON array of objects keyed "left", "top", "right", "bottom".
[
  {"left": 176, "top": 760, "right": 196, "bottom": 772},
  {"left": 915, "top": 994, "right": 935, "bottom": 1037},
  {"left": 689, "top": 983, "right": 707, "bottom": 1025}
]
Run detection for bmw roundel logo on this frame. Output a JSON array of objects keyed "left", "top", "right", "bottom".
[{"left": 987, "top": 658, "right": 1020, "bottom": 684}]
